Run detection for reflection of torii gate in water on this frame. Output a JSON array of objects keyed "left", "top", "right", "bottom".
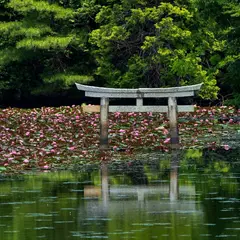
[
  {"left": 100, "top": 151, "right": 187, "bottom": 203},
  {"left": 80, "top": 151, "right": 197, "bottom": 220}
]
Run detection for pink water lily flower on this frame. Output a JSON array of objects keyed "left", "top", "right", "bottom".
[
  {"left": 164, "top": 138, "right": 171, "bottom": 144},
  {"left": 223, "top": 144, "right": 230, "bottom": 151},
  {"left": 162, "top": 128, "right": 169, "bottom": 135},
  {"left": 43, "top": 165, "right": 50, "bottom": 169}
]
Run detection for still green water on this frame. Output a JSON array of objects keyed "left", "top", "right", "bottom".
[{"left": 0, "top": 149, "right": 240, "bottom": 240}]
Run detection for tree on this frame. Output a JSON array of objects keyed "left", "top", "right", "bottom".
[
  {"left": 196, "top": 0, "right": 240, "bottom": 105},
  {"left": 89, "top": 0, "right": 223, "bottom": 99},
  {"left": 221, "top": 1, "right": 240, "bottom": 104},
  {"left": 0, "top": 0, "right": 98, "bottom": 100}
]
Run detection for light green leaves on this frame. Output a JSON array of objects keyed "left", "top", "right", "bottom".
[
  {"left": 224, "top": 3, "right": 240, "bottom": 17},
  {"left": 155, "top": 17, "right": 192, "bottom": 41},
  {"left": 0, "top": 22, "right": 52, "bottom": 38},
  {"left": 7, "top": 0, "right": 75, "bottom": 19},
  {"left": 16, "top": 35, "right": 75, "bottom": 50},
  {"left": 0, "top": 167, "right": 6, "bottom": 172}
]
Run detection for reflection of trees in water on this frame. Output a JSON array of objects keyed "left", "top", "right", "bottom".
[
  {"left": 41, "top": 173, "right": 91, "bottom": 197},
  {"left": 197, "top": 173, "right": 240, "bottom": 237},
  {"left": 109, "top": 157, "right": 175, "bottom": 185},
  {"left": 109, "top": 160, "right": 150, "bottom": 185},
  {"left": 203, "top": 148, "right": 240, "bottom": 165},
  {"left": 180, "top": 147, "right": 240, "bottom": 176},
  {"left": 186, "top": 148, "right": 240, "bottom": 238},
  {"left": 125, "top": 161, "right": 149, "bottom": 185}
]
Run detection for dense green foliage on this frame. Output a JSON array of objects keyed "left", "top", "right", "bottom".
[
  {"left": 90, "top": 0, "right": 221, "bottom": 99},
  {"left": 0, "top": 0, "right": 240, "bottom": 105},
  {"left": 196, "top": 0, "right": 240, "bottom": 106},
  {"left": 0, "top": 0, "right": 96, "bottom": 101}
]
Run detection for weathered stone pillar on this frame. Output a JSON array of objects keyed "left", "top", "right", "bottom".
[
  {"left": 168, "top": 97, "right": 179, "bottom": 148},
  {"left": 100, "top": 97, "right": 109, "bottom": 149}
]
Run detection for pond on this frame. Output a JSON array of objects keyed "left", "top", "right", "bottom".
[{"left": 0, "top": 148, "right": 240, "bottom": 240}]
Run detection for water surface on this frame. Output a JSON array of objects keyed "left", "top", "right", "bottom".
[{"left": 0, "top": 148, "right": 240, "bottom": 239}]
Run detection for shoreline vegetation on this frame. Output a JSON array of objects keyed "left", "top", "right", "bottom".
[{"left": 0, "top": 105, "right": 239, "bottom": 175}]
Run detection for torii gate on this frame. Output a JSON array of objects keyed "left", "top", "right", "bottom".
[{"left": 75, "top": 83, "right": 203, "bottom": 149}]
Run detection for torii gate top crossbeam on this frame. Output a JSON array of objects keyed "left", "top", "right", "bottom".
[{"left": 75, "top": 83, "right": 203, "bottom": 98}]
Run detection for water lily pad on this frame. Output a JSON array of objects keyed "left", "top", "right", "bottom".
[{"left": 0, "top": 167, "right": 7, "bottom": 172}]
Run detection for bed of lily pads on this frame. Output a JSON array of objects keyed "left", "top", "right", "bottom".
[{"left": 0, "top": 105, "right": 239, "bottom": 174}]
